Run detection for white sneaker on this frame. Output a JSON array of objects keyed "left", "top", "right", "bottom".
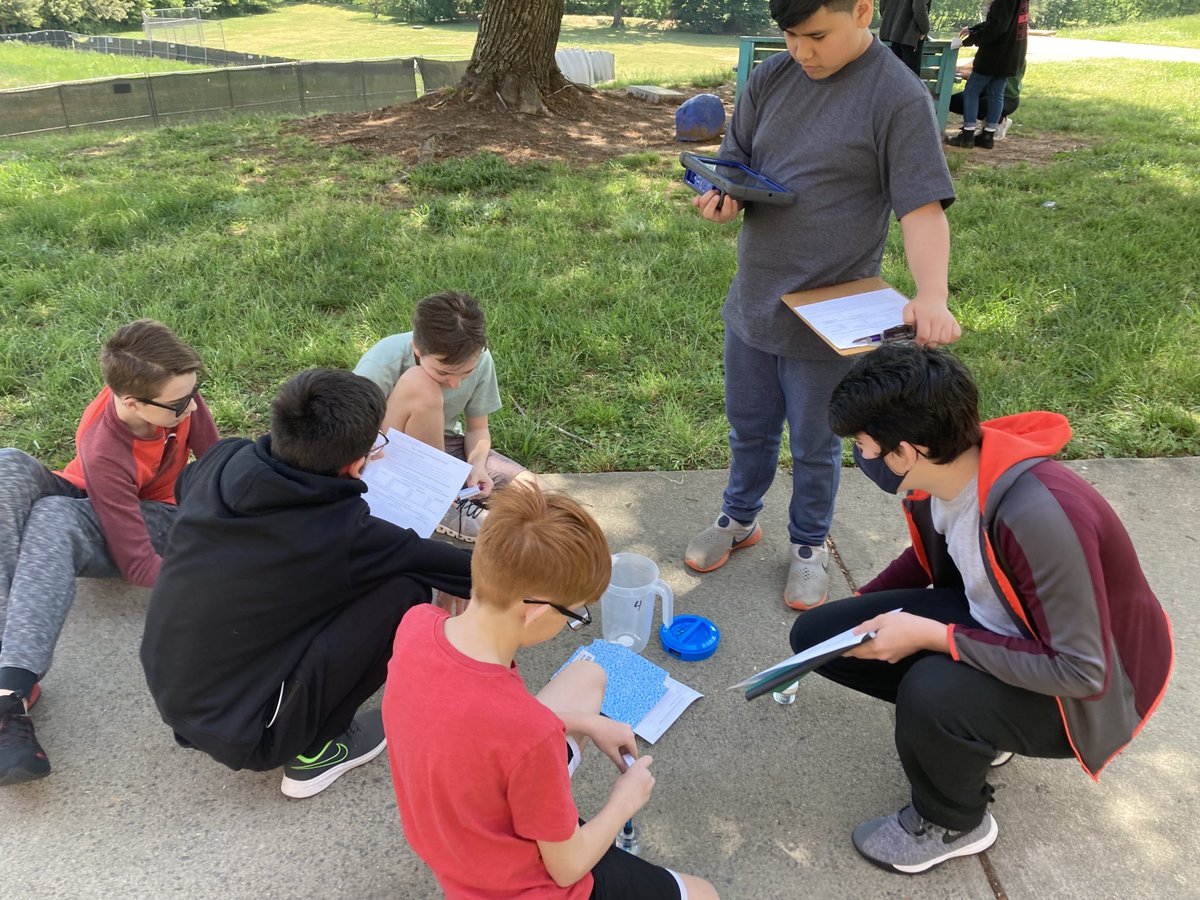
[
  {"left": 435, "top": 498, "right": 486, "bottom": 543},
  {"left": 995, "top": 116, "right": 1012, "bottom": 140}
]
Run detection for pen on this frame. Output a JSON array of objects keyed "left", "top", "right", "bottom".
[{"left": 852, "top": 324, "right": 916, "bottom": 345}]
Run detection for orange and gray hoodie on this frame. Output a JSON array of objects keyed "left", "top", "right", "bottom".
[{"left": 860, "top": 412, "right": 1173, "bottom": 779}]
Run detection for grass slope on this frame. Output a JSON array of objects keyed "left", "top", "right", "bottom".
[
  {"left": 1058, "top": 13, "right": 1200, "bottom": 48},
  {"left": 0, "top": 42, "right": 202, "bottom": 90},
  {"left": 0, "top": 60, "right": 1196, "bottom": 471}
]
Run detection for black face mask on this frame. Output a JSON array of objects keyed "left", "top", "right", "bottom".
[{"left": 853, "top": 443, "right": 909, "bottom": 495}]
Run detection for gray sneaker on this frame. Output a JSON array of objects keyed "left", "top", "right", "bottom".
[
  {"left": 685, "top": 514, "right": 761, "bottom": 573},
  {"left": 436, "top": 498, "right": 486, "bottom": 543},
  {"left": 784, "top": 543, "right": 829, "bottom": 611},
  {"left": 853, "top": 804, "right": 998, "bottom": 874},
  {"left": 280, "top": 708, "right": 387, "bottom": 799}
]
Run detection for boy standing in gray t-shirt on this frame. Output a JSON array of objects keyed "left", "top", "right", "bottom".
[{"left": 684, "top": 0, "right": 961, "bottom": 610}]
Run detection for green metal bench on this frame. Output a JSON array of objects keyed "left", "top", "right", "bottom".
[{"left": 734, "top": 35, "right": 959, "bottom": 132}]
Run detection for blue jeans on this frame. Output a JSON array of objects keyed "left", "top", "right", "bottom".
[
  {"left": 721, "top": 330, "right": 854, "bottom": 546},
  {"left": 962, "top": 71, "right": 1007, "bottom": 128}
]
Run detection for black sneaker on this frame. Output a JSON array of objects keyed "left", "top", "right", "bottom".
[
  {"left": 279, "top": 708, "right": 386, "bottom": 799},
  {"left": 0, "top": 693, "right": 51, "bottom": 786},
  {"left": 975, "top": 129, "right": 996, "bottom": 150},
  {"left": 944, "top": 128, "right": 976, "bottom": 149}
]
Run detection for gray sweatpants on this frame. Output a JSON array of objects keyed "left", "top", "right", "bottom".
[{"left": 0, "top": 448, "right": 176, "bottom": 679}]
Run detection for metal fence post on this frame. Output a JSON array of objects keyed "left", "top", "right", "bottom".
[
  {"left": 296, "top": 63, "right": 307, "bottom": 114},
  {"left": 56, "top": 83, "right": 71, "bottom": 133}
]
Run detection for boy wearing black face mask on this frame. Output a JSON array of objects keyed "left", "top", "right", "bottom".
[{"left": 787, "top": 342, "right": 1173, "bottom": 875}]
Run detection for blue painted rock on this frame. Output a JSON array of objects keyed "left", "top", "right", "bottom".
[{"left": 675, "top": 93, "right": 726, "bottom": 142}]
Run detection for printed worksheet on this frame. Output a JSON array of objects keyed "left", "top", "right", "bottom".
[
  {"left": 793, "top": 287, "right": 909, "bottom": 350},
  {"left": 361, "top": 428, "right": 472, "bottom": 537}
]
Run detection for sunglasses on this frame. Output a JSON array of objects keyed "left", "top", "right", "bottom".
[
  {"left": 522, "top": 599, "right": 592, "bottom": 631},
  {"left": 137, "top": 384, "right": 202, "bottom": 418}
]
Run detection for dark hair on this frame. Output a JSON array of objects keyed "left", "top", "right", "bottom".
[
  {"left": 101, "top": 319, "right": 203, "bottom": 398},
  {"left": 270, "top": 369, "right": 386, "bottom": 476},
  {"left": 770, "top": 0, "right": 858, "bottom": 29},
  {"left": 828, "top": 343, "right": 982, "bottom": 464},
  {"left": 411, "top": 290, "right": 487, "bottom": 366}
]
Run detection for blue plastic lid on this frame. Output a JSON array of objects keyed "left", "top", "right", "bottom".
[{"left": 659, "top": 614, "right": 720, "bottom": 661}]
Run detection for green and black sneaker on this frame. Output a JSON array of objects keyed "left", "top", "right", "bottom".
[{"left": 280, "top": 708, "right": 386, "bottom": 799}]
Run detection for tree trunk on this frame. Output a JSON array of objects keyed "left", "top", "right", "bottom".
[
  {"left": 460, "top": 0, "right": 574, "bottom": 115},
  {"left": 611, "top": 2, "right": 624, "bottom": 29}
]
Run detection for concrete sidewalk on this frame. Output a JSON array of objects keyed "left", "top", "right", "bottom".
[{"left": 1, "top": 459, "right": 1195, "bottom": 898}]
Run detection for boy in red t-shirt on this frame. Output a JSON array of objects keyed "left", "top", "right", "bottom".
[
  {"left": 0, "top": 320, "right": 217, "bottom": 785},
  {"left": 383, "top": 485, "right": 719, "bottom": 900}
]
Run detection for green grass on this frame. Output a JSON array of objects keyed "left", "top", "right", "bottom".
[
  {"left": 1, "top": 59, "right": 1197, "bottom": 471},
  {"left": 105, "top": 6, "right": 738, "bottom": 84},
  {"left": 0, "top": 42, "right": 203, "bottom": 90},
  {"left": 1057, "top": 13, "right": 1200, "bottom": 48}
]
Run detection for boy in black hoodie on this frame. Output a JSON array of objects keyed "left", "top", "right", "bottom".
[{"left": 141, "top": 369, "right": 472, "bottom": 798}]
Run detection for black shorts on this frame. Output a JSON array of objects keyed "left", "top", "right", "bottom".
[
  {"left": 565, "top": 743, "right": 684, "bottom": 900},
  {"left": 590, "top": 843, "right": 683, "bottom": 900}
]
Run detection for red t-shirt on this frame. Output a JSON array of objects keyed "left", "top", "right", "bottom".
[{"left": 383, "top": 605, "right": 591, "bottom": 899}]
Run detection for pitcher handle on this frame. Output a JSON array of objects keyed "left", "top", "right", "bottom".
[{"left": 655, "top": 579, "right": 674, "bottom": 628}]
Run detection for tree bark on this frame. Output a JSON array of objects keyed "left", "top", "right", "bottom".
[
  {"left": 460, "top": 0, "right": 574, "bottom": 115},
  {"left": 611, "top": 2, "right": 624, "bottom": 29}
]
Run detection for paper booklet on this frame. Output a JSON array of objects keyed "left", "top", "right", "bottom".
[
  {"left": 730, "top": 618, "right": 891, "bottom": 701},
  {"left": 553, "top": 640, "right": 703, "bottom": 744},
  {"left": 780, "top": 278, "right": 911, "bottom": 356},
  {"left": 360, "top": 428, "right": 472, "bottom": 538}
]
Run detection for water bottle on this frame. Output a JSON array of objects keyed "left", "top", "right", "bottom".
[
  {"left": 615, "top": 819, "right": 641, "bottom": 855},
  {"left": 615, "top": 752, "right": 642, "bottom": 855},
  {"left": 772, "top": 681, "right": 800, "bottom": 705}
]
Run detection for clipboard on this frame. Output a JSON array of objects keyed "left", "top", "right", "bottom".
[{"left": 781, "top": 278, "right": 911, "bottom": 357}]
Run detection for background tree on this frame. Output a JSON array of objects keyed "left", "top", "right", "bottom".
[{"left": 458, "top": 0, "right": 575, "bottom": 114}]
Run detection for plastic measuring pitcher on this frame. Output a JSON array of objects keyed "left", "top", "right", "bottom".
[{"left": 600, "top": 553, "right": 674, "bottom": 654}]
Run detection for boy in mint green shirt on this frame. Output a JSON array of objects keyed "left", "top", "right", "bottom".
[{"left": 354, "top": 290, "right": 531, "bottom": 542}]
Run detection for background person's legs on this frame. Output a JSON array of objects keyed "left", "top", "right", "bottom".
[
  {"left": 721, "top": 330, "right": 786, "bottom": 528},
  {"left": 779, "top": 355, "right": 855, "bottom": 548}
]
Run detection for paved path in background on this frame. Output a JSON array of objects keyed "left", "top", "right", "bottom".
[{"left": 1026, "top": 34, "right": 1200, "bottom": 63}]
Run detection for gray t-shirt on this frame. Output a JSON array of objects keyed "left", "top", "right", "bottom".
[
  {"left": 353, "top": 333, "right": 502, "bottom": 436},
  {"left": 931, "top": 476, "right": 1023, "bottom": 638},
  {"left": 720, "top": 38, "right": 955, "bottom": 359}
]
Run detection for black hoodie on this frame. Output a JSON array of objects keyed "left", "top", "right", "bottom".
[{"left": 141, "top": 436, "right": 472, "bottom": 769}]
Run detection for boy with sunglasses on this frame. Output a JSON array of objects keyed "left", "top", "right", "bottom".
[
  {"left": 0, "top": 319, "right": 217, "bottom": 786},
  {"left": 383, "top": 484, "right": 719, "bottom": 900},
  {"left": 141, "top": 369, "right": 472, "bottom": 798}
]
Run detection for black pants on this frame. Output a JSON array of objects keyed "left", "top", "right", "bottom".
[
  {"left": 949, "top": 91, "right": 1020, "bottom": 122},
  {"left": 887, "top": 40, "right": 924, "bottom": 76},
  {"left": 244, "top": 575, "right": 427, "bottom": 770},
  {"left": 790, "top": 589, "right": 1073, "bottom": 830}
]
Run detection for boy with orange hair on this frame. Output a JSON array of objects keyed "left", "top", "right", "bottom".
[{"left": 383, "top": 485, "right": 718, "bottom": 899}]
